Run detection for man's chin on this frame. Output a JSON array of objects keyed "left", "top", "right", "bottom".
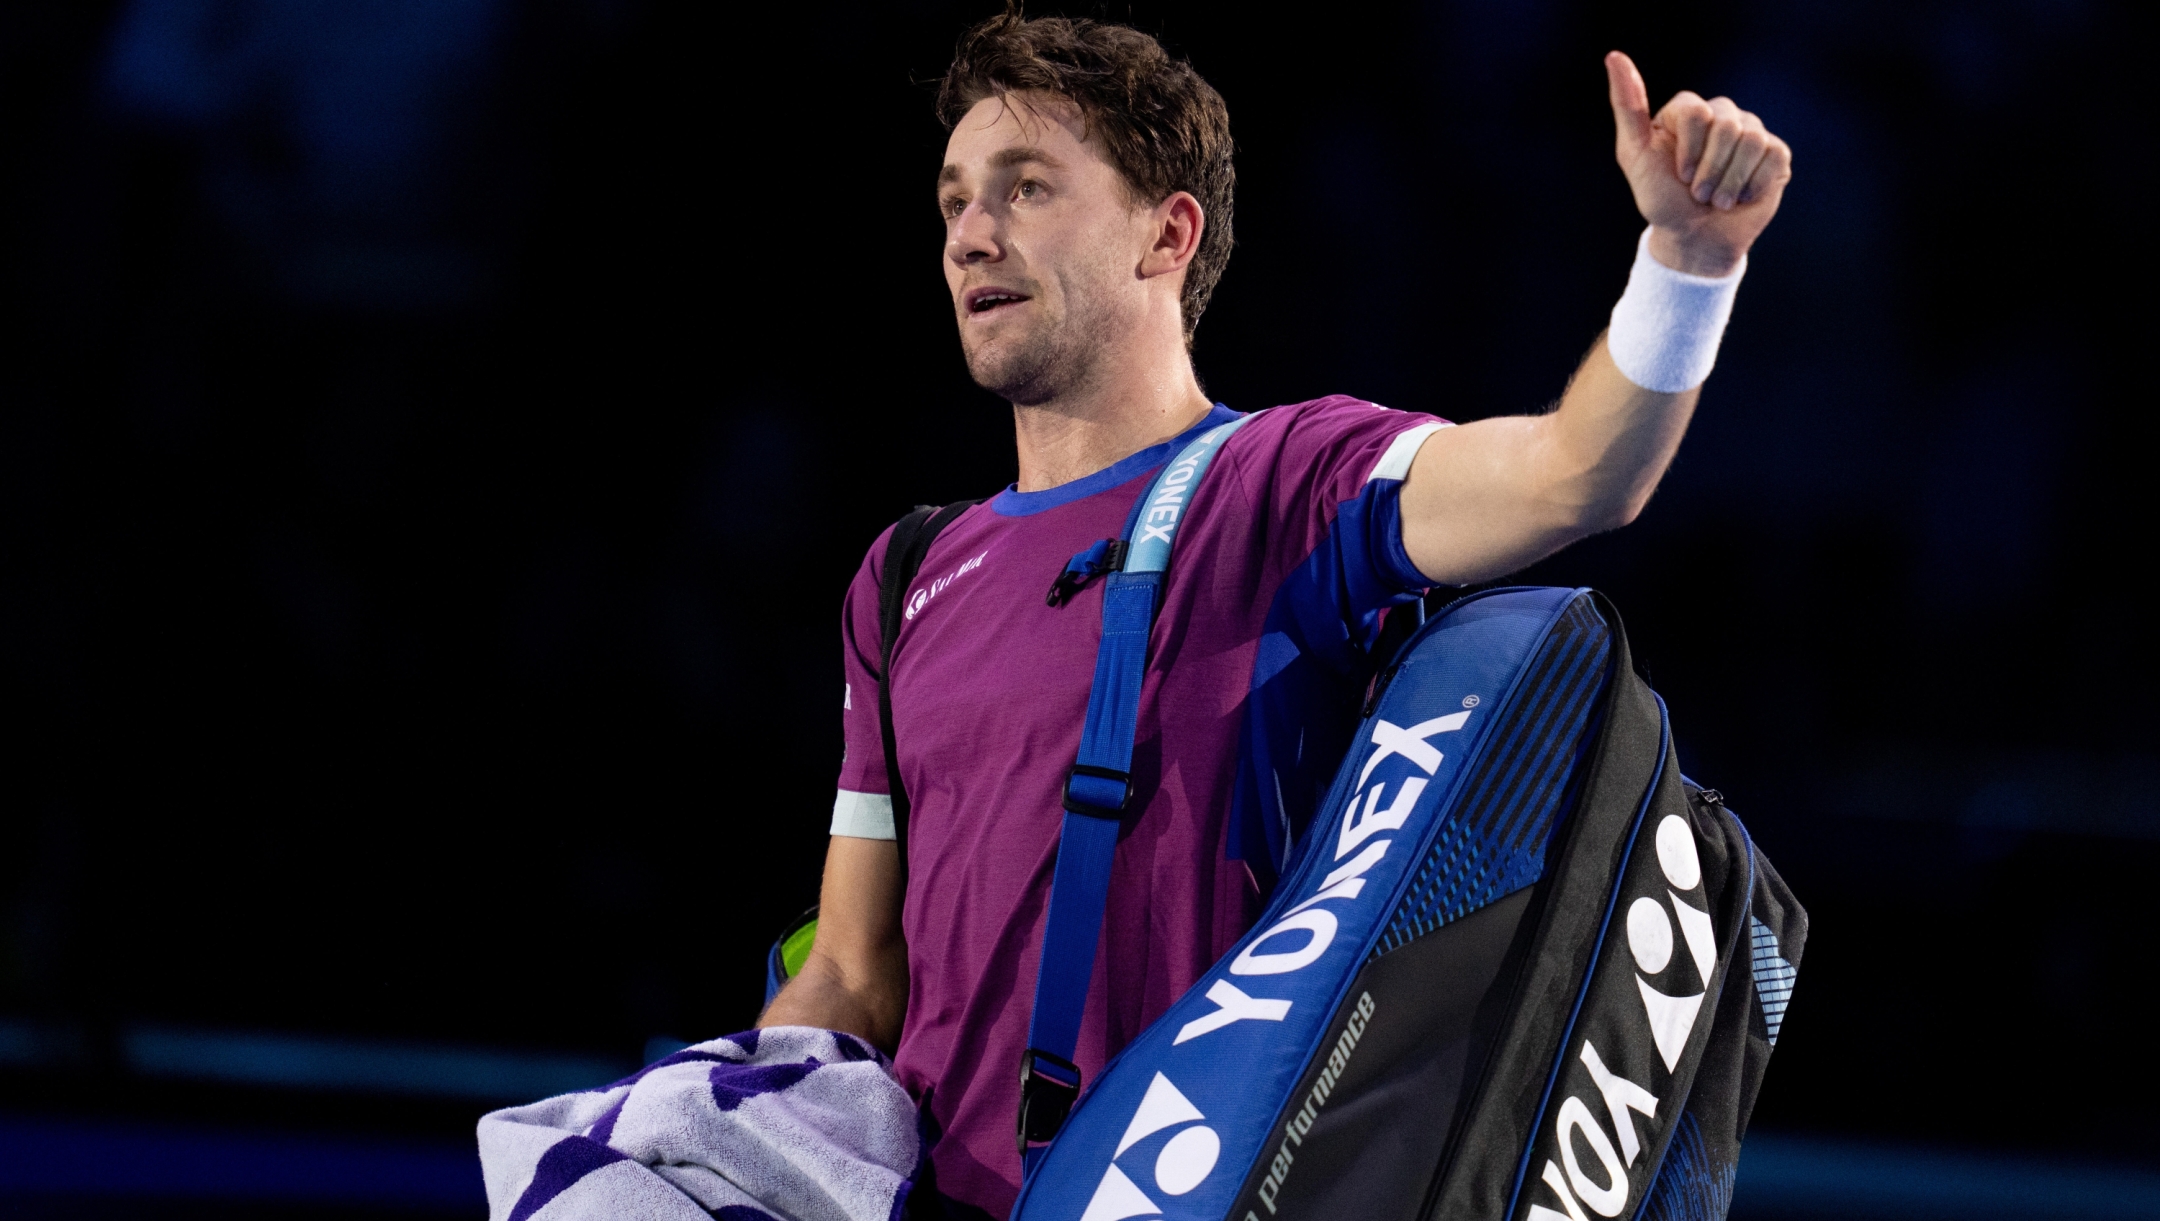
[{"left": 964, "top": 342, "right": 1065, "bottom": 406}]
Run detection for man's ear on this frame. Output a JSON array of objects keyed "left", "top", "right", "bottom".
[{"left": 1138, "top": 191, "right": 1205, "bottom": 280}]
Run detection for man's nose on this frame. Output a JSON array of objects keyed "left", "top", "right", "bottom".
[{"left": 947, "top": 201, "right": 1001, "bottom": 264}]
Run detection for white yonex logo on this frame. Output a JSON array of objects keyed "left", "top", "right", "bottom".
[
  {"left": 1356, "top": 711, "right": 1470, "bottom": 789},
  {"left": 1527, "top": 814, "right": 1717, "bottom": 1221},
  {"left": 903, "top": 550, "right": 986, "bottom": 622},
  {"left": 1630, "top": 817, "right": 1718, "bottom": 1072},
  {"left": 1173, "top": 980, "right": 1290, "bottom": 1045},
  {"left": 1136, "top": 454, "right": 1202, "bottom": 546},
  {"left": 1162, "top": 710, "right": 1473, "bottom": 1046},
  {"left": 1339, "top": 712, "right": 1468, "bottom": 859},
  {"left": 1078, "top": 1073, "right": 1221, "bottom": 1221},
  {"left": 1079, "top": 704, "right": 1472, "bottom": 1217},
  {"left": 1133, "top": 423, "right": 1238, "bottom": 551}
]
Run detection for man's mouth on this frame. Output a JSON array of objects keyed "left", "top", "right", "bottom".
[{"left": 964, "top": 287, "right": 1031, "bottom": 316}]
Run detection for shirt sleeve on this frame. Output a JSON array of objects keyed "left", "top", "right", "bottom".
[
  {"left": 832, "top": 525, "right": 898, "bottom": 839},
  {"left": 1224, "top": 397, "right": 1454, "bottom": 878},
  {"left": 1247, "top": 396, "right": 1453, "bottom": 614}
]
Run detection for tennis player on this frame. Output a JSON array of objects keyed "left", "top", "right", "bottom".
[{"left": 761, "top": 13, "right": 1791, "bottom": 1217}]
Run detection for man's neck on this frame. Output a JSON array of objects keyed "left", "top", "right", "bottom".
[{"left": 1010, "top": 350, "right": 1214, "bottom": 493}]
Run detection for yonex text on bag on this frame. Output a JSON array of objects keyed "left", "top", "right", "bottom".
[{"left": 1011, "top": 587, "right": 1806, "bottom": 1221}]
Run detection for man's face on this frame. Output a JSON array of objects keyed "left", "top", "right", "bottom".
[{"left": 938, "top": 93, "right": 1154, "bottom": 406}]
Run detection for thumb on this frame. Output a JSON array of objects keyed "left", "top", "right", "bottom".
[{"left": 1605, "top": 51, "right": 1652, "bottom": 157}]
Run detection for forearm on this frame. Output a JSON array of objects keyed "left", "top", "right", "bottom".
[
  {"left": 1399, "top": 51, "right": 1788, "bottom": 585},
  {"left": 756, "top": 833, "right": 909, "bottom": 1052},
  {"left": 760, "top": 948, "right": 908, "bottom": 1052},
  {"left": 1403, "top": 215, "right": 1752, "bottom": 584},
  {"left": 1541, "top": 337, "right": 1696, "bottom": 531},
  {"left": 1397, "top": 342, "right": 1693, "bottom": 585}
]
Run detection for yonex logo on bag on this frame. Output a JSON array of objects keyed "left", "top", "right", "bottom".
[
  {"left": 1173, "top": 980, "right": 1289, "bottom": 1045},
  {"left": 1356, "top": 711, "right": 1469, "bottom": 789},
  {"left": 1632, "top": 816, "right": 1718, "bottom": 1072},
  {"left": 1336, "top": 712, "right": 1468, "bottom": 859},
  {"left": 1076, "top": 701, "right": 1470, "bottom": 1218},
  {"left": 1124, "top": 419, "right": 1245, "bottom": 570},
  {"left": 1078, "top": 1073, "right": 1222, "bottom": 1221},
  {"left": 1135, "top": 437, "right": 1221, "bottom": 546},
  {"left": 1135, "top": 458, "right": 1198, "bottom": 545},
  {"left": 1526, "top": 814, "right": 1715, "bottom": 1221},
  {"left": 1174, "top": 710, "right": 1472, "bottom": 1042}
]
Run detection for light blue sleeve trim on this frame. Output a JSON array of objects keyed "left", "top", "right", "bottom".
[
  {"left": 830, "top": 790, "right": 896, "bottom": 839},
  {"left": 1366, "top": 420, "right": 1449, "bottom": 482}
]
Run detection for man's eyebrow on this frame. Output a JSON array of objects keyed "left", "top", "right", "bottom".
[
  {"left": 990, "top": 145, "right": 1062, "bottom": 171},
  {"left": 936, "top": 145, "right": 1066, "bottom": 190}
]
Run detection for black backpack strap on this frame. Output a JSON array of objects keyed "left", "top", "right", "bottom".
[{"left": 874, "top": 499, "right": 982, "bottom": 885}]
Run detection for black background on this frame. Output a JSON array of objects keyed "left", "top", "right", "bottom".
[{"left": 2, "top": 0, "right": 2153, "bottom": 1210}]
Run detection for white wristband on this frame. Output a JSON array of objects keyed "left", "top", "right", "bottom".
[{"left": 1606, "top": 228, "right": 1746, "bottom": 393}]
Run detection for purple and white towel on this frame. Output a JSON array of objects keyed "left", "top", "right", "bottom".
[{"left": 477, "top": 1027, "right": 919, "bottom": 1221}]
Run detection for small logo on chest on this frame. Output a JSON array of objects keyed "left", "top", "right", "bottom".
[{"left": 905, "top": 550, "right": 988, "bottom": 621}]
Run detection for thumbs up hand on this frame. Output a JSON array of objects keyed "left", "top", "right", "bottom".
[{"left": 1606, "top": 51, "right": 1792, "bottom": 277}]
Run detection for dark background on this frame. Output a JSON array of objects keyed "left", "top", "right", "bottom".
[{"left": 2, "top": 0, "right": 2153, "bottom": 1216}]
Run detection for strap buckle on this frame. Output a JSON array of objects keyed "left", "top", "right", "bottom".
[
  {"left": 1017, "top": 1046, "right": 1083, "bottom": 1151},
  {"left": 1063, "top": 764, "right": 1132, "bottom": 818},
  {"left": 1046, "top": 538, "right": 1128, "bottom": 607}
]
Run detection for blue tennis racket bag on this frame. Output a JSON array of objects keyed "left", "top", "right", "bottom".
[{"left": 1010, "top": 585, "right": 1805, "bottom": 1221}]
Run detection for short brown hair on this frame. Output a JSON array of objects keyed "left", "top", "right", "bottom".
[{"left": 938, "top": 10, "right": 1235, "bottom": 343}]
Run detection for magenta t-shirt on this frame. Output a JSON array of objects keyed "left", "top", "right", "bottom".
[{"left": 833, "top": 397, "right": 1446, "bottom": 1217}]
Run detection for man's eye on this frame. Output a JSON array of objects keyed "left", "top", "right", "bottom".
[
  {"left": 941, "top": 198, "right": 966, "bottom": 218},
  {"left": 1015, "top": 180, "right": 1040, "bottom": 200}
]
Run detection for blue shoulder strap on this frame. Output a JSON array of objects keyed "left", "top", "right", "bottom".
[{"left": 1018, "top": 411, "right": 1256, "bottom": 1165}]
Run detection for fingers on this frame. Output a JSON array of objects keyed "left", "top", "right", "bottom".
[
  {"left": 1705, "top": 107, "right": 1767, "bottom": 209},
  {"left": 1605, "top": 51, "right": 1653, "bottom": 158},
  {"left": 1741, "top": 134, "right": 1793, "bottom": 205},
  {"left": 1659, "top": 90, "right": 1715, "bottom": 186},
  {"left": 1659, "top": 92, "right": 1783, "bottom": 210},
  {"left": 1691, "top": 97, "right": 1749, "bottom": 204}
]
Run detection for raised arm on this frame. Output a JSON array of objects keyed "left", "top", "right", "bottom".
[
  {"left": 1401, "top": 51, "right": 1792, "bottom": 585},
  {"left": 758, "top": 835, "right": 909, "bottom": 1052}
]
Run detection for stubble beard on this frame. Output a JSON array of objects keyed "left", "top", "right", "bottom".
[{"left": 961, "top": 294, "right": 1114, "bottom": 408}]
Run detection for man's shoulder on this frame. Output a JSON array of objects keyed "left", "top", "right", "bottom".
[
  {"left": 1222, "top": 395, "right": 1439, "bottom": 471},
  {"left": 1230, "top": 394, "right": 1429, "bottom": 439},
  {"left": 846, "top": 499, "right": 1002, "bottom": 601},
  {"left": 849, "top": 519, "right": 901, "bottom": 591},
  {"left": 1240, "top": 393, "right": 1384, "bottom": 427}
]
